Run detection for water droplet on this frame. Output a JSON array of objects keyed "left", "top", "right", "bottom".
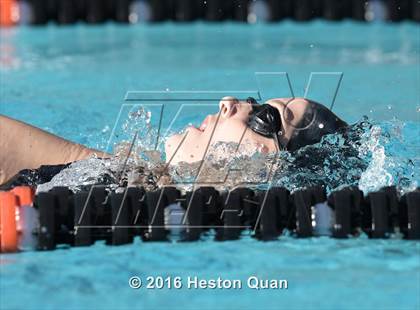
[{"left": 102, "top": 125, "right": 110, "bottom": 133}]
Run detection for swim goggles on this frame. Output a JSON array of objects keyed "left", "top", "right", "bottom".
[{"left": 246, "top": 97, "right": 283, "bottom": 151}]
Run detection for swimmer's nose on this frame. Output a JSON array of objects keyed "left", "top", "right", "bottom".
[{"left": 219, "top": 96, "right": 239, "bottom": 118}]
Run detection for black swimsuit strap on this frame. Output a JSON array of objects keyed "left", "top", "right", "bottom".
[{"left": 0, "top": 163, "right": 71, "bottom": 190}]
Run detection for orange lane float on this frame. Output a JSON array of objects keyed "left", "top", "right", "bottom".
[
  {"left": 0, "top": 186, "right": 35, "bottom": 252},
  {"left": 0, "top": 0, "right": 19, "bottom": 27}
]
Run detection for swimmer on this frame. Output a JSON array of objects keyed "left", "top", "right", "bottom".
[
  {"left": 0, "top": 97, "right": 347, "bottom": 186},
  {"left": 165, "top": 96, "right": 347, "bottom": 164}
]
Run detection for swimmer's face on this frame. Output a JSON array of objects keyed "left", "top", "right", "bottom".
[{"left": 165, "top": 97, "right": 276, "bottom": 164}]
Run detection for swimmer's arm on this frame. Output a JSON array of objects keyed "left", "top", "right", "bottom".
[{"left": 0, "top": 115, "right": 110, "bottom": 184}]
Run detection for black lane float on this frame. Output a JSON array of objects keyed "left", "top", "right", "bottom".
[
  {"left": 11, "top": 0, "right": 420, "bottom": 25},
  {"left": 0, "top": 185, "right": 419, "bottom": 252}
]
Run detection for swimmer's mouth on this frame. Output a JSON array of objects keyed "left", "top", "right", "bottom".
[{"left": 199, "top": 116, "right": 210, "bottom": 132}]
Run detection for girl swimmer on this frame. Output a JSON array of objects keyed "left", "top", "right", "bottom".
[{"left": 0, "top": 97, "right": 347, "bottom": 187}]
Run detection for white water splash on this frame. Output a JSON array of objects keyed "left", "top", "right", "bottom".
[
  {"left": 358, "top": 125, "right": 393, "bottom": 193},
  {"left": 36, "top": 157, "right": 119, "bottom": 193}
]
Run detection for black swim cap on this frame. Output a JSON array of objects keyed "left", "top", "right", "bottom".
[{"left": 246, "top": 98, "right": 348, "bottom": 153}]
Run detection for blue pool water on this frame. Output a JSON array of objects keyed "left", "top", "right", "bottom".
[{"left": 1, "top": 21, "right": 419, "bottom": 309}]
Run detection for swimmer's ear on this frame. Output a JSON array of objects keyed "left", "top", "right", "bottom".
[
  {"left": 265, "top": 99, "right": 294, "bottom": 124},
  {"left": 282, "top": 105, "right": 295, "bottom": 124}
]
